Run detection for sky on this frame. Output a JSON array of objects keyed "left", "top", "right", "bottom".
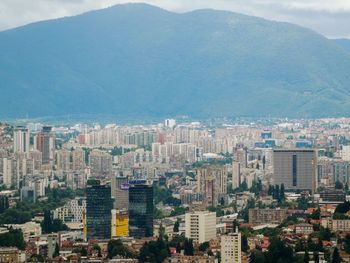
[{"left": 1, "top": 0, "right": 350, "bottom": 38}]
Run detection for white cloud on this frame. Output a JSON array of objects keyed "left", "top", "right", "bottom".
[{"left": 0, "top": 0, "right": 349, "bottom": 38}]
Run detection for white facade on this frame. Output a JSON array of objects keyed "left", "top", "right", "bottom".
[
  {"left": 185, "top": 211, "right": 216, "bottom": 243},
  {"left": 165, "top": 119, "right": 176, "bottom": 128},
  {"left": 2, "top": 158, "right": 12, "bottom": 188},
  {"left": 13, "top": 127, "right": 30, "bottom": 154},
  {"left": 232, "top": 161, "right": 241, "bottom": 189},
  {"left": 54, "top": 197, "right": 86, "bottom": 223},
  {"left": 221, "top": 232, "right": 242, "bottom": 263}
]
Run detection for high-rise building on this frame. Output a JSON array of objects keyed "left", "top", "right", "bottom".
[
  {"left": 273, "top": 149, "right": 317, "bottom": 192},
  {"left": 111, "top": 176, "right": 129, "bottom": 209},
  {"left": 86, "top": 181, "right": 113, "bottom": 240},
  {"left": 196, "top": 166, "right": 227, "bottom": 207},
  {"left": 185, "top": 211, "right": 216, "bottom": 243},
  {"left": 36, "top": 126, "right": 55, "bottom": 165},
  {"left": 2, "top": 158, "right": 12, "bottom": 188},
  {"left": 164, "top": 119, "right": 176, "bottom": 128},
  {"left": 13, "top": 126, "right": 30, "bottom": 153},
  {"left": 221, "top": 232, "right": 242, "bottom": 263},
  {"left": 232, "top": 161, "right": 241, "bottom": 189},
  {"left": 56, "top": 149, "right": 71, "bottom": 171},
  {"left": 128, "top": 183, "right": 153, "bottom": 238},
  {"left": 89, "top": 150, "right": 112, "bottom": 177},
  {"left": 72, "top": 148, "right": 85, "bottom": 171},
  {"left": 235, "top": 147, "right": 247, "bottom": 168}
]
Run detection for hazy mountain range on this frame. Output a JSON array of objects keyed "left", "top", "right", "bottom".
[{"left": 1, "top": 3, "right": 350, "bottom": 119}]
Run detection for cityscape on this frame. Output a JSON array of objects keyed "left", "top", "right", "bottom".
[
  {"left": 1, "top": 0, "right": 350, "bottom": 263},
  {"left": 1, "top": 118, "right": 350, "bottom": 262}
]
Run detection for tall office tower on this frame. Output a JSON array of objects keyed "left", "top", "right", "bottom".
[
  {"left": 36, "top": 126, "right": 55, "bottom": 165},
  {"left": 86, "top": 181, "right": 113, "bottom": 240},
  {"left": 232, "top": 161, "right": 241, "bottom": 189},
  {"left": 111, "top": 176, "right": 129, "bottom": 209},
  {"left": 273, "top": 149, "right": 317, "bottom": 192},
  {"left": 221, "top": 232, "right": 242, "bottom": 263},
  {"left": 72, "top": 148, "right": 85, "bottom": 171},
  {"left": 89, "top": 150, "right": 112, "bottom": 177},
  {"left": 185, "top": 211, "right": 216, "bottom": 243},
  {"left": 129, "top": 183, "right": 154, "bottom": 238},
  {"left": 13, "top": 126, "right": 30, "bottom": 153},
  {"left": 196, "top": 166, "right": 227, "bottom": 207}
]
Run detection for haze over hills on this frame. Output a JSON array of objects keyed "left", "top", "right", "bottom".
[
  {"left": 334, "top": 39, "right": 350, "bottom": 54},
  {"left": 1, "top": 3, "right": 350, "bottom": 119}
]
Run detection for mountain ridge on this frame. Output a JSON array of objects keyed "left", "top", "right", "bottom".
[{"left": 1, "top": 3, "right": 350, "bottom": 119}]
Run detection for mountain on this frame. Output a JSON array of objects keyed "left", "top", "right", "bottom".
[
  {"left": 1, "top": 3, "right": 350, "bottom": 119},
  {"left": 334, "top": 39, "right": 350, "bottom": 54}
]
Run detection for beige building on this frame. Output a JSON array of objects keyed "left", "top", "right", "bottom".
[
  {"left": 0, "top": 247, "right": 20, "bottom": 263},
  {"left": 196, "top": 165, "right": 227, "bottom": 206},
  {"left": 321, "top": 218, "right": 350, "bottom": 232},
  {"left": 273, "top": 149, "right": 317, "bottom": 192},
  {"left": 295, "top": 223, "right": 314, "bottom": 235},
  {"left": 185, "top": 211, "right": 216, "bottom": 243},
  {"left": 248, "top": 208, "right": 287, "bottom": 225},
  {"left": 221, "top": 232, "right": 242, "bottom": 263}
]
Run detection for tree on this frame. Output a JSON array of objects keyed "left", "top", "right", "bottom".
[
  {"left": 108, "top": 239, "right": 136, "bottom": 259},
  {"left": 319, "top": 227, "right": 333, "bottom": 241},
  {"left": 173, "top": 220, "right": 179, "bottom": 233},
  {"left": 310, "top": 209, "right": 320, "bottom": 220},
  {"left": 314, "top": 252, "right": 319, "bottom": 263},
  {"left": 274, "top": 184, "right": 280, "bottom": 201},
  {"left": 41, "top": 210, "right": 68, "bottom": 233},
  {"left": 304, "top": 249, "right": 310, "bottom": 263},
  {"left": 240, "top": 180, "right": 248, "bottom": 191},
  {"left": 184, "top": 238, "right": 194, "bottom": 256},
  {"left": 0, "top": 196, "right": 9, "bottom": 213},
  {"left": 42, "top": 210, "right": 53, "bottom": 233},
  {"left": 335, "top": 201, "right": 350, "bottom": 214},
  {"left": 81, "top": 247, "right": 88, "bottom": 256},
  {"left": 220, "top": 197, "right": 225, "bottom": 206},
  {"left": 93, "top": 244, "right": 102, "bottom": 258},
  {"left": 268, "top": 185, "right": 274, "bottom": 196},
  {"left": 332, "top": 247, "right": 341, "bottom": 263},
  {"left": 0, "top": 229, "right": 26, "bottom": 250},
  {"left": 280, "top": 184, "right": 285, "bottom": 202},
  {"left": 30, "top": 254, "right": 45, "bottom": 262},
  {"left": 250, "top": 250, "right": 265, "bottom": 263},
  {"left": 139, "top": 238, "right": 170, "bottom": 263},
  {"left": 262, "top": 155, "right": 266, "bottom": 170},
  {"left": 53, "top": 242, "right": 60, "bottom": 258},
  {"left": 295, "top": 239, "right": 304, "bottom": 252},
  {"left": 297, "top": 197, "right": 309, "bottom": 210},
  {"left": 335, "top": 181, "right": 343, "bottom": 190},
  {"left": 199, "top": 242, "right": 210, "bottom": 252},
  {"left": 344, "top": 234, "right": 350, "bottom": 253}
]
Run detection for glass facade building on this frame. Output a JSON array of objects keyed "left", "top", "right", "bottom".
[
  {"left": 129, "top": 184, "right": 154, "bottom": 238},
  {"left": 86, "top": 183, "right": 113, "bottom": 240}
]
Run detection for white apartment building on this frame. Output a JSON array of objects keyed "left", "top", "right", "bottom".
[
  {"left": 13, "top": 126, "right": 30, "bottom": 154},
  {"left": 54, "top": 197, "right": 86, "bottom": 223},
  {"left": 221, "top": 232, "right": 242, "bottom": 263},
  {"left": 185, "top": 211, "right": 216, "bottom": 243}
]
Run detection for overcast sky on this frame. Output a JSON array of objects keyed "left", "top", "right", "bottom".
[{"left": 1, "top": 0, "right": 350, "bottom": 38}]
